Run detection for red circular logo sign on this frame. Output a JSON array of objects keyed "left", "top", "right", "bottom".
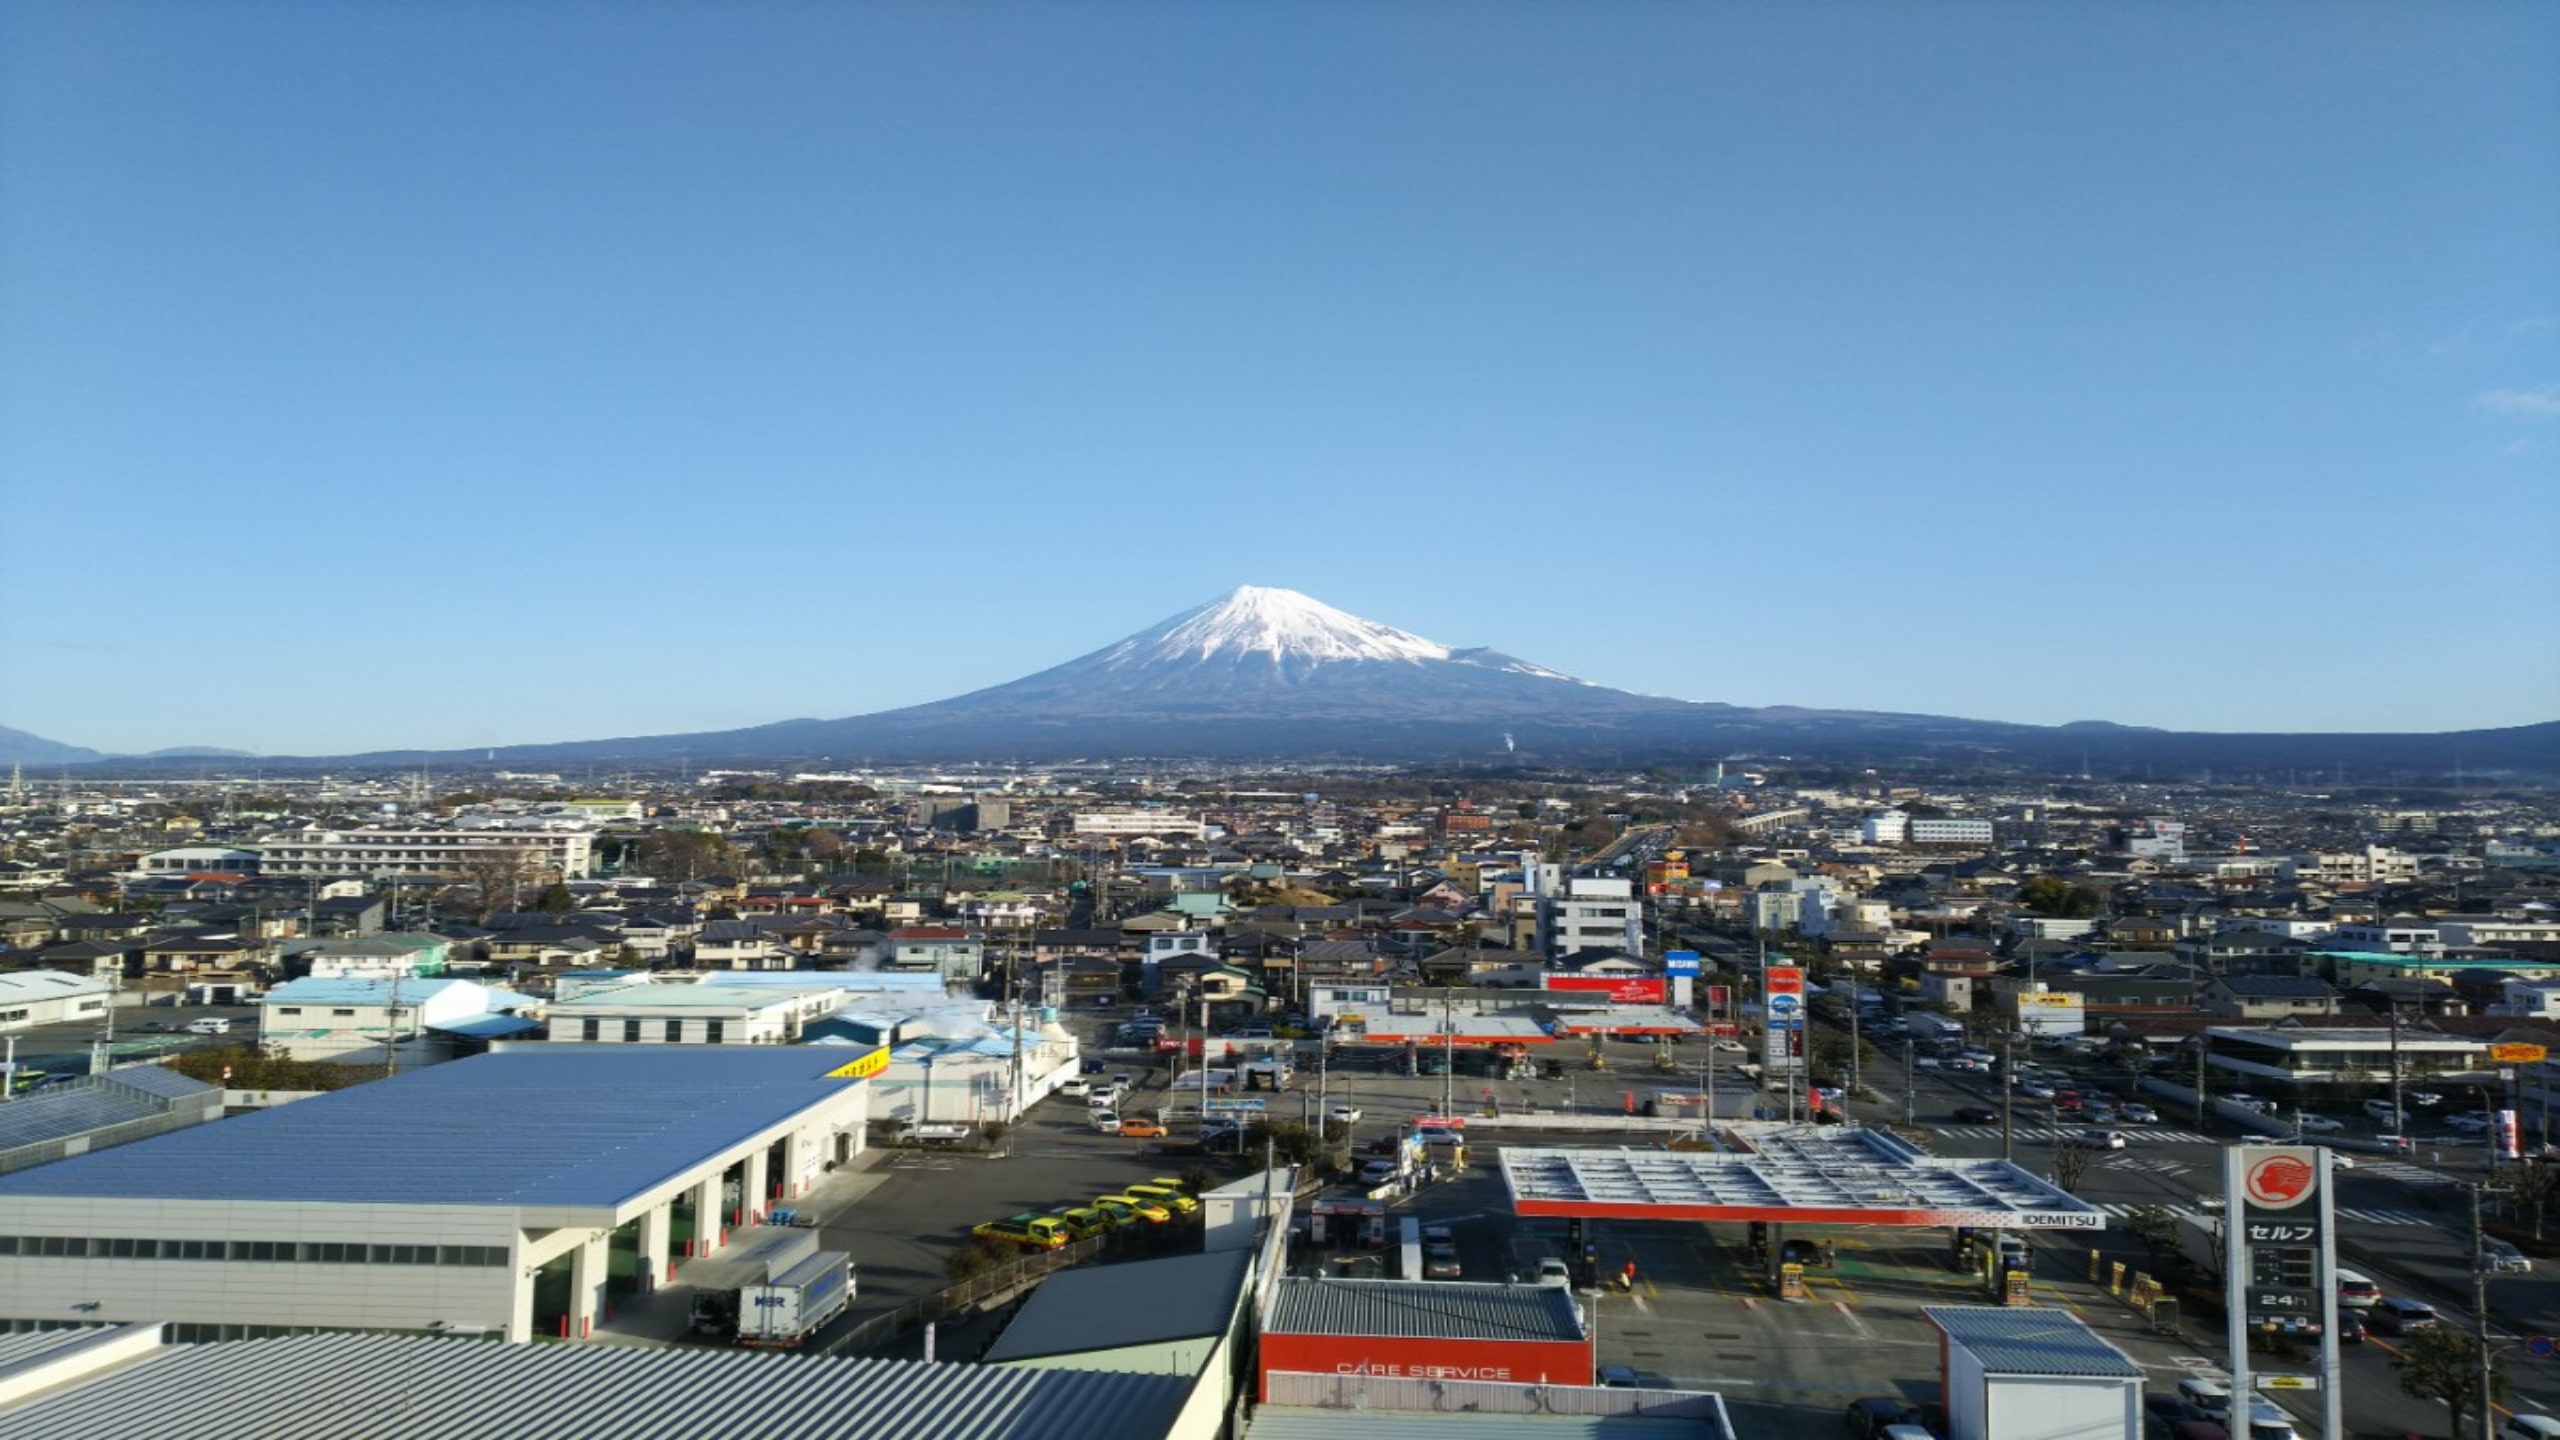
[{"left": 2244, "top": 1153, "right": 2318, "bottom": 1209}]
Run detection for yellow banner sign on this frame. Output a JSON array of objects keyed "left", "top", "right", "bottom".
[
  {"left": 825, "top": 1047, "right": 890, "bottom": 1081},
  {"left": 2490, "top": 1043, "right": 2549, "bottom": 1065}
]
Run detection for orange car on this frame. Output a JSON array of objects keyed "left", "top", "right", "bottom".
[{"left": 1116, "top": 1117, "right": 1166, "bottom": 1139}]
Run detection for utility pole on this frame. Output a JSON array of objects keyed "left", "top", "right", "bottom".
[
  {"left": 2195, "top": 1031, "right": 2212, "bottom": 1135},
  {"left": 2000, "top": 1027, "right": 2016, "bottom": 1161},
  {"left": 2473, "top": 1183, "right": 2497, "bottom": 1440},
  {"left": 2389, "top": 1000, "right": 2406, "bottom": 1137}
]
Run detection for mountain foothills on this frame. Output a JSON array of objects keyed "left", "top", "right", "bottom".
[{"left": 7, "top": 586, "right": 2557, "bottom": 774}]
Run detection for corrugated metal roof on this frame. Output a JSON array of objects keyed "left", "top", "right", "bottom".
[
  {"left": 98, "top": 1063, "right": 219, "bottom": 1102},
  {"left": 263, "top": 977, "right": 478, "bottom": 1005},
  {"left": 0, "top": 1332, "right": 1196, "bottom": 1440},
  {"left": 983, "top": 1248, "right": 1250, "bottom": 1363},
  {"left": 0, "top": 1045, "right": 874, "bottom": 1209},
  {"left": 1266, "top": 1279, "right": 1585, "bottom": 1342},
  {"left": 0, "top": 1329, "right": 101, "bottom": 1369},
  {"left": 1922, "top": 1306, "right": 2145, "bottom": 1378}
]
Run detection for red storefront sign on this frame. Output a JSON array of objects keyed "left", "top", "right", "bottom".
[
  {"left": 1544, "top": 974, "right": 1666, "bottom": 1005},
  {"left": 1259, "top": 1334, "right": 1593, "bottom": 1398}
]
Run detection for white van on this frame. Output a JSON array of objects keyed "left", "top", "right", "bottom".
[
  {"left": 2176, "top": 1375, "right": 2234, "bottom": 1420},
  {"left": 2363, "top": 1098, "right": 2398, "bottom": 1123},
  {"left": 185, "top": 1017, "right": 232, "bottom": 1035}
]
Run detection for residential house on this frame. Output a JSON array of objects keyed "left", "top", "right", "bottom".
[{"left": 2204, "top": 975, "right": 2343, "bottom": 1021}]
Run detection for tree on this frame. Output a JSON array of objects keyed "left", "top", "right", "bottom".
[
  {"left": 453, "top": 846, "right": 543, "bottom": 922},
  {"left": 2509, "top": 1160, "right": 2560, "bottom": 1241},
  {"left": 2017, "top": 875, "right": 2103, "bottom": 919},
  {"left": 531, "top": 882, "right": 577, "bottom": 915},
  {"left": 2051, "top": 1140, "right": 2092, "bottom": 1195},
  {"left": 2122, "top": 1204, "right": 2183, "bottom": 1268},
  {"left": 2390, "top": 1324, "right": 2504, "bottom": 1437},
  {"left": 636, "top": 830, "right": 738, "bottom": 883}
]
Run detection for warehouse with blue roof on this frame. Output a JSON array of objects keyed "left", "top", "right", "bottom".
[{"left": 0, "top": 1042, "right": 884, "bottom": 1343}]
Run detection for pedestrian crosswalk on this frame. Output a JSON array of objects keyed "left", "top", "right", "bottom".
[
  {"left": 1932, "top": 1125, "right": 2210, "bottom": 1145},
  {"left": 2103, "top": 1155, "right": 2197, "bottom": 1178},
  {"left": 2355, "top": 1160, "right": 2454, "bottom": 1187},
  {"left": 2091, "top": 1201, "right": 2435, "bottom": 1228}
]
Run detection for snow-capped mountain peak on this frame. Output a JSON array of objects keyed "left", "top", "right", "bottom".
[{"left": 1106, "top": 585, "right": 1453, "bottom": 668}]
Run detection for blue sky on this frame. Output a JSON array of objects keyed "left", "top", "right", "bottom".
[{"left": 3, "top": 1, "right": 2554, "bottom": 757}]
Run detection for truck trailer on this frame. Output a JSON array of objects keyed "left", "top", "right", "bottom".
[
  {"left": 683, "top": 1225, "right": 826, "bottom": 1341},
  {"left": 737, "top": 1250, "right": 855, "bottom": 1348}
]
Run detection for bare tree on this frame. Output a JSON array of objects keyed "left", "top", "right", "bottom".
[{"left": 453, "top": 845, "right": 543, "bottom": 922}]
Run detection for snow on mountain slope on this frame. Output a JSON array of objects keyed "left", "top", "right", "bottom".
[{"left": 1102, "top": 585, "right": 1454, "bottom": 668}]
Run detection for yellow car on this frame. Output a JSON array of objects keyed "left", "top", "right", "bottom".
[
  {"left": 1047, "top": 1206, "right": 1119, "bottom": 1240},
  {"left": 1125, "top": 1182, "right": 1197, "bottom": 1217},
  {"left": 1146, "top": 1175, "right": 1200, "bottom": 1198},
  {"left": 1096, "top": 1192, "right": 1171, "bottom": 1225}
]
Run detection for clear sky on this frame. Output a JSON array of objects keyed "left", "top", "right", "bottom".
[{"left": 3, "top": 1, "right": 2554, "bottom": 757}]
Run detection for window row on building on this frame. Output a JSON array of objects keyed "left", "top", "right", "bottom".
[{"left": 0, "top": 1236, "right": 510, "bottom": 1267}]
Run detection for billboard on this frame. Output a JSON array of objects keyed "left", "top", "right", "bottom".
[
  {"left": 1664, "top": 950, "right": 1702, "bottom": 978},
  {"left": 1545, "top": 974, "right": 1667, "bottom": 1005},
  {"left": 1765, "top": 965, "right": 1804, "bottom": 999}
]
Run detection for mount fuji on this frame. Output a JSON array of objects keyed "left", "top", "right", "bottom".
[{"left": 111, "top": 585, "right": 2560, "bottom": 774}]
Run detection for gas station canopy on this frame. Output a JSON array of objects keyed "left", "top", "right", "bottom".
[
  {"left": 1499, "top": 1127, "right": 2107, "bottom": 1231},
  {"left": 1345, "top": 1015, "right": 1557, "bottom": 1047}
]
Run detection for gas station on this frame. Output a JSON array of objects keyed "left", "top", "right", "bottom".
[{"left": 1498, "top": 1124, "right": 2106, "bottom": 1303}]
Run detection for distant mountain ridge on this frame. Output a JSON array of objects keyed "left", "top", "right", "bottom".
[{"left": 26, "top": 587, "right": 2560, "bottom": 776}]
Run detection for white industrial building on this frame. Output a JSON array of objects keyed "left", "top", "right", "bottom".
[
  {"left": 0, "top": 1044, "right": 882, "bottom": 1343},
  {"left": 546, "top": 979, "right": 847, "bottom": 1045},
  {"left": 258, "top": 976, "right": 540, "bottom": 1065},
  {"left": 1925, "top": 1306, "right": 2143, "bottom": 1440},
  {"left": 0, "top": 971, "right": 113, "bottom": 1032}
]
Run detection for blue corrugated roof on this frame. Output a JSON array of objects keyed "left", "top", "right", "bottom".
[{"left": 0, "top": 1045, "right": 876, "bottom": 1209}]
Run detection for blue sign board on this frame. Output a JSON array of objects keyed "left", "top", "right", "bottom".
[
  {"left": 1665, "top": 950, "right": 1701, "bottom": 977},
  {"left": 1766, "top": 993, "right": 1801, "bottom": 1018}
]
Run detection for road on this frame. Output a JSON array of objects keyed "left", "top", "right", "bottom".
[{"left": 1855, "top": 1034, "right": 2560, "bottom": 1438}]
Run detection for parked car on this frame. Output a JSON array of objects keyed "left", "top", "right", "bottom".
[
  {"left": 1358, "top": 1159, "right": 1399, "bottom": 1186},
  {"left": 2018, "top": 1082, "right": 2057, "bottom": 1100},
  {"left": 1423, "top": 1243, "right": 1462, "bottom": 1279},
  {"left": 2293, "top": 1114, "right": 2344, "bottom": 1134},
  {"left": 2410, "top": 1091, "right": 2444, "bottom": 1108},
  {"left": 1058, "top": 1077, "right": 1090, "bottom": 1097},
  {"left": 1844, "top": 1397, "right": 1918, "bottom": 1438},
  {"left": 2448, "top": 1113, "right": 2493, "bottom": 1134},
  {"left": 2362, "top": 1099, "right": 2399, "bottom": 1123},
  {"left": 2482, "top": 1238, "right": 2533, "bottom": 1274},
  {"left": 1089, "top": 1110, "right": 1121, "bottom": 1132},
  {"left": 2368, "top": 1297, "right": 2441, "bottom": 1335},
  {"left": 1116, "top": 1118, "right": 1166, "bottom": 1139},
  {"left": 2497, "top": 1416, "right": 2560, "bottom": 1440}
]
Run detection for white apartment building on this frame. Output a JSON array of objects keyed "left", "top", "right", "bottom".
[
  {"left": 2122, "top": 818, "right": 2186, "bottom": 862},
  {"left": 2325, "top": 921, "right": 2444, "bottom": 956},
  {"left": 2437, "top": 918, "right": 2560, "bottom": 949},
  {"left": 2286, "top": 846, "right": 2419, "bottom": 887},
  {"left": 1908, "top": 817, "right": 1995, "bottom": 847},
  {"left": 1540, "top": 876, "right": 1643, "bottom": 957},
  {"left": 1071, "top": 811, "right": 1207, "bottom": 839},
  {"left": 1861, "top": 811, "right": 1910, "bottom": 845},
  {"left": 253, "top": 827, "right": 596, "bottom": 881}
]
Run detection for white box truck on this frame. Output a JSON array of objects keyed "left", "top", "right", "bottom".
[
  {"left": 684, "top": 1225, "right": 823, "bottom": 1340},
  {"left": 736, "top": 1250, "right": 855, "bottom": 1348}
]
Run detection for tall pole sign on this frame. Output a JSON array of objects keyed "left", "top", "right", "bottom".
[{"left": 2224, "top": 1144, "right": 2338, "bottom": 1438}]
